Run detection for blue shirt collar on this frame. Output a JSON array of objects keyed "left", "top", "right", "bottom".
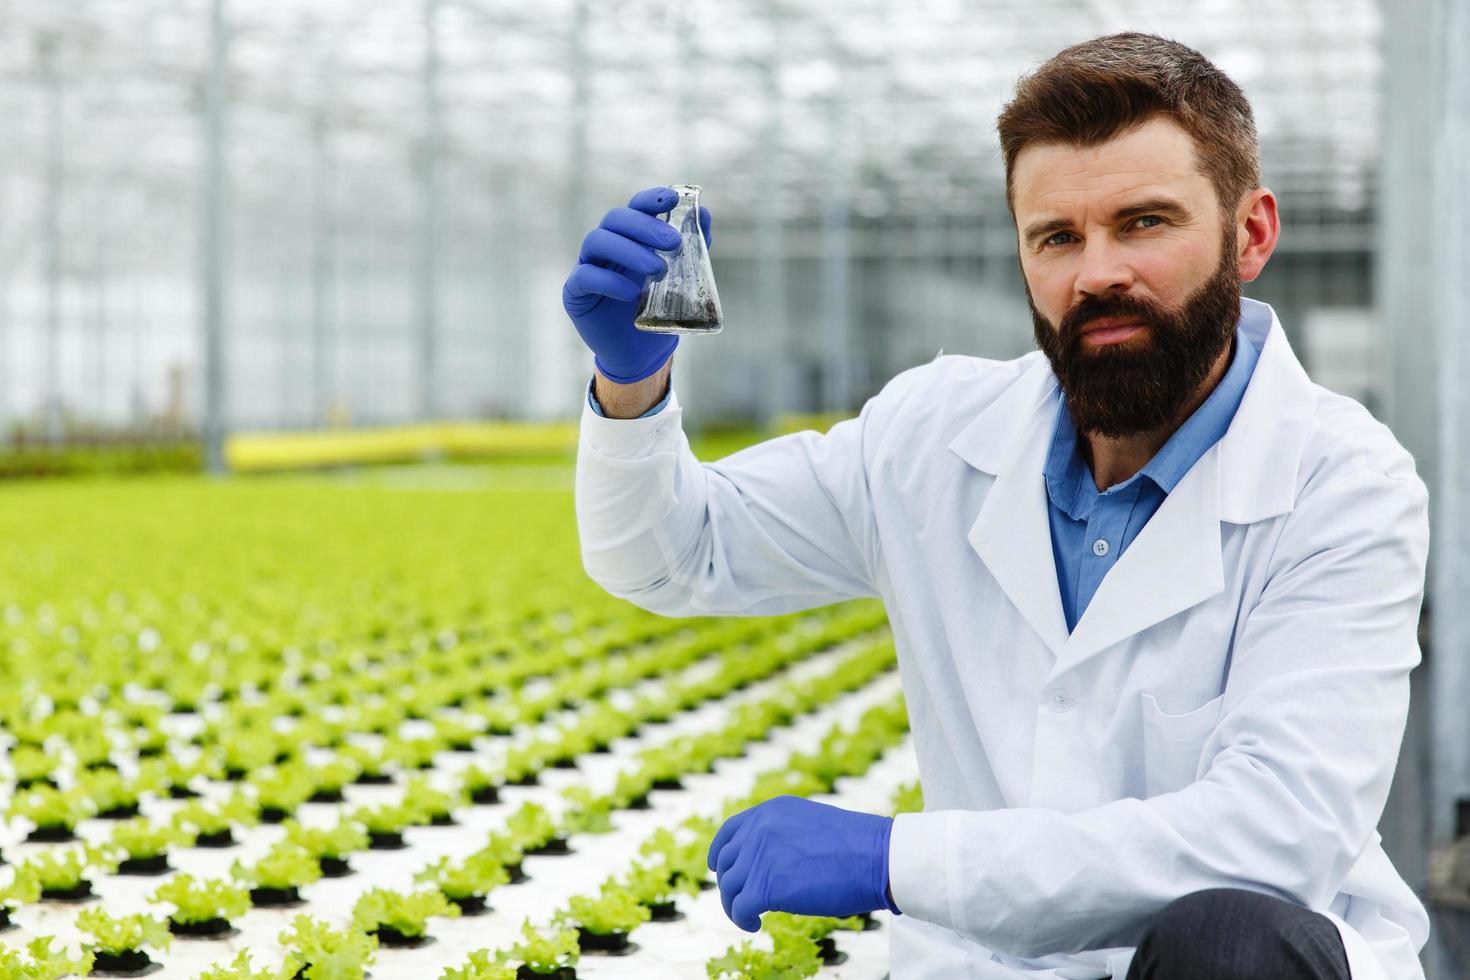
[{"left": 1043, "top": 301, "right": 1264, "bottom": 519}]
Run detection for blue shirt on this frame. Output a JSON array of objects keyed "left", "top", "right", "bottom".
[{"left": 1045, "top": 306, "right": 1262, "bottom": 633}]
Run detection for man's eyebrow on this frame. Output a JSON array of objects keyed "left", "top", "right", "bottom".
[{"left": 1022, "top": 198, "right": 1192, "bottom": 247}]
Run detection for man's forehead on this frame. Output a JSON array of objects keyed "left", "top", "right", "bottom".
[{"left": 1012, "top": 117, "right": 1212, "bottom": 217}]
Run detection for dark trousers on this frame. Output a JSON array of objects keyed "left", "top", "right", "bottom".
[{"left": 1125, "top": 888, "right": 1353, "bottom": 980}]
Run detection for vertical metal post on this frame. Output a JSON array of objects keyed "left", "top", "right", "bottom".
[
  {"left": 416, "top": 0, "right": 443, "bottom": 421},
  {"left": 39, "top": 33, "right": 63, "bottom": 445},
  {"left": 201, "top": 0, "right": 228, "bottom": 473},
  {"left": 821, "top": 96, "right": 852, "bottom": 414},
  {"left": 1431, "top": 0, "right": 1470, "bottom": 847},
  {"left": 311, "top": 106, "right": 335, "bottom": 426},
  {"left": 756, "top": 46, "right": 787, "bottom": 425}
]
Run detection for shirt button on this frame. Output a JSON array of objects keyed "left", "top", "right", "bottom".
[
  {"left": 1047, "top": 689, "right": 1076, "bottom": 712},
  {"left": 1092, "top": 538, "right": 1110, "bottom": 557}
]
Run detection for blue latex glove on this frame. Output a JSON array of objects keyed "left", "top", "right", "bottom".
[
  {"left": 562, "top": 186, "right": 714, "bottom": 384},
  {"left": 707, "top": 795, "right": 899, "bottom": 933}
]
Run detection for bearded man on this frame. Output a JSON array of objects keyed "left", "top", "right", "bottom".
[{"left": 563, "top": 32, "right": 1429, "bottom": 980}]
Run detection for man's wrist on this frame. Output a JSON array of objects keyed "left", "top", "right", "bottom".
[{"left": 593, "top": 359, "right": 672, "bottom": 419}]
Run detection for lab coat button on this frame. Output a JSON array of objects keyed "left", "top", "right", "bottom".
[
  {"left": 1047, "top": 689, "right": 1076, "bottom": 712},
  {"left": 1092, "top": 538, "right": 1109, "bottom": 556}
]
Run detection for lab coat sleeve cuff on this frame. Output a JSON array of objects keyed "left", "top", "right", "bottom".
[
  {"left": 889, "top": 810, "right": 957, "bottom": 926},
  {"left": 580, "top": 378, "right": 685, "bottom": 461}
]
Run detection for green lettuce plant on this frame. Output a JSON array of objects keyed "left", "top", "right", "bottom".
[
  {"left": 399, "top": 775, "right": 462, "bottom": 825},
  {"left": 0, "top": 936, "right": 95, "bottom": 980},
  {"left": 75, "top": 906, "right": 173, "bottom": 956},
  {"left": 559, "top": 785, "right": 616, "bottom": 834},
  {"left": 7, "top": 785, "right": 94, "bottom": 837},
  {"left": 150, "top": 874, "right": 252, "bottom": 925},
  {"left": 350, "top": 887, "right": 460, "bottom": 940},
  {"left": 171, "top": 792, "right": 260, "bottom": 841},
  {"left": 283, "top": 817, "right": 369, "bottom": 861},
  {"left": 505, "top": 918, "right": 579, "bottom": 975},
  {"left": 890, "top": 779, "right": 924, "bottom": 815},
  {"left": 231, "top": 840, "right": 322, "bottom": 891},
  {"left": 505, "top": 801, "right": 558, "bottom": 851},
  {"left": 438, "top": 949, "right": 517, "bottom": 980},
  {"left": 278, "top": 915, "right": 378, "bottom": 980},
  {"left": 195, "top": 949, "right": 286, "bottom": 980},
  {"left": 414, "top": 850, "right": 510, "bottom": 903},
  {"left": 558, "top": 882, "right": 650, "bottom": 936},
  {"left": 23, "top": 843, "right": 118, "bottom": 893},
  {"left": 108, "top": 816, "right": 191, "bottom": 859}
]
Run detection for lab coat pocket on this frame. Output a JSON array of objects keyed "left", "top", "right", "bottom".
[{"left": 1140, "top": 692, "right": 1225, "bottom": 796}]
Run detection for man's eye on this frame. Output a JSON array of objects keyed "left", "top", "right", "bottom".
[
  {"left": 1043, "top": 232, "right": 1074, "bottom": 248},
  {"left": 1134, "top": 215, "right": 1164, "bottom": 229}
]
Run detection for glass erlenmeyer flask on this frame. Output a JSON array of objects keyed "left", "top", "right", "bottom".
[{"left": 634, "top": 183, "right": 724, "bottom": 335}]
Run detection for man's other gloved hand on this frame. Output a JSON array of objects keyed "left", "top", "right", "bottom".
[
  {"left": 707, "top": 795, "right": 900, "bottom": 933},
  {"left": 562, "top": 186, "right": 713, "bottom": 384}
]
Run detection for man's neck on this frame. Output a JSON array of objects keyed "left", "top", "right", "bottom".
[{"left": 1080, "top": 336, "right": 1235, "bottom": 492}]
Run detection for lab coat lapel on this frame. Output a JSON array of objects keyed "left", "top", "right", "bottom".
[
  {"left": 952, "top": 356, "right": 1072, "bottom": 659},
  {"left": 1053, "top": 447, "right": 1224, "bottom": 679}
]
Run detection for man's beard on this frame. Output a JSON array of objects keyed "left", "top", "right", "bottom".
[{"left": 1027, "top": 228, "right": 1242, "bottom": 438}]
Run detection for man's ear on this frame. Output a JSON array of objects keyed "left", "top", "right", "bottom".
[{"left": 1235, "top": 188, "right": 1280, "bottom": 283}]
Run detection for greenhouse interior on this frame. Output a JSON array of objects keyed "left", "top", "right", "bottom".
[{"left": 0, "top": 0, "right": 1466, "bottom": 977}]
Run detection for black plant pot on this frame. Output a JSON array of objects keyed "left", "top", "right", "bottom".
[
  {"left": 28, "top": 826, "right": 78, "bottom": 843},
  {"left": 647, "top": 901, "right": 684, "bottom": 922},
  {"left": 117, "top": 854, "right": 172, "bottom": 875},
  {"left": 249, "top": 886, "right": 304, "bottom": 908},
  {"left": 318, "top": 857, "right": 355, "bottom": 878},
  {"left": 624, "top": 794, "right": 652, "bottom": 811},
  {"left": 224, "top": 768, "right": 249, "bottom": 782},
  {"left": 193, "top": 830, "right": 237, "bottom": 848},
  {"left": 551, "top": 758, "right": 578, "bottom": 770},
  {"left": 858, "top": 911, "right": 882, "bottom": 932},
  {"left": 816, "top": 936, "right": 847, "bottom": 966},
  {"left": 41, "top": 881, "right": 96, "bottom": 903},
  {"left": 524, "top": 836, "right": 573, "bottom": 857},
  {"left": 449, "top": 894, "right": 490, "bottom": 916},
  {"left": 508, "top": 772, "right": 539, "bottom": 787},
  {"left": 650, "top": 777, "right": 683, "bottom": 791},
  {"left": 470, "top": 785, "right": 501, "bottom": 805},
  {"left": 169, "top": 917, "right": 240, "bottom": 939},
  {"left": 427, "top": 813, "right": 458, "bottom": 827},
  {"left": 169, "top": 785, "right": 201, "bottom": 800},
  {"left": 0, "top": 908, "right": 14, "bottom": 932},
  {"left": 370, "top": 927, "right": 433, "bottom": 949},
  {"left": 95, "top": 803, "right": 142, "bottom": 820},
  {"left": 368, "top": 831, "right": 408, "bottom": 850},
  {"left": 259, "top": 807, "right": 291, "bottom": 824},
  {"left": 504, "top": 862, "right": 529, "bottom": 884},
  {"left": 90, "top": 949, "right": 160, "bottom": 977},
  {"left": 515, "top": 966, "right": 576, "bottom": 980},
  {"left": 16, "top": 776, "right": 59, "bottom": 791},
  {"left": 354, "top": 772, "right": 394, "bottom": 786},
  {"left": 577, "top": 929, "right": 637, "bottom": 956},
  {"left": 308, "top": 788, "right": 345, "bottom": 804}
]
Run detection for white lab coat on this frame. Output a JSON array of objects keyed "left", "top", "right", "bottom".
[{"left": 574, "top": 298, "right": 1431, "bottom": 980}]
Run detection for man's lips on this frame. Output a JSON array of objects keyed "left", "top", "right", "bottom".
[{"left": 1080, "top": 318, "right": 1148, "bottom": 345}]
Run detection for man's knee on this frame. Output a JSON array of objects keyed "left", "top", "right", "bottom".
[{"left": 1134, "top": 888, "right": 1315, "bottom": 980}]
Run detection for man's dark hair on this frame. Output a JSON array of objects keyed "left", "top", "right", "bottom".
[{"left": 997, "top": 32, "right": 1261, "bottom": 218}]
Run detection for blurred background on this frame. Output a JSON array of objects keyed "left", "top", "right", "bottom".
[{"left": 0, "top": 0, "right": 1465, "bottom": 972}]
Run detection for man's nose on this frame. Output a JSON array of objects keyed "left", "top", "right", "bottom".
[{"left": 1073, "top": 238, "right": 1135, "bottom": 297}]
